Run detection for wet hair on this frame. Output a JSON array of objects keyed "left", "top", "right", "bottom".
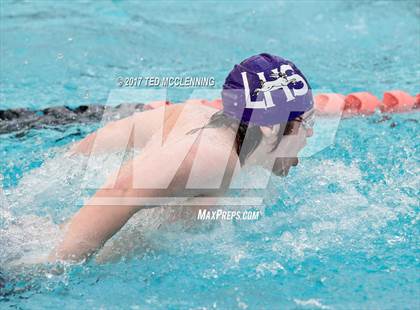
[{"left": 189, "top": 110, "right": 297, "bottom": 165}]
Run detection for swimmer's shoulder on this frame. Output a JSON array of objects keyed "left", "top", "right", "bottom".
[{"left": 140, "top": 102, "right": 219, "bottom": 132}]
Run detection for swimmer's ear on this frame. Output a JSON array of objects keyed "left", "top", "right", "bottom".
[{"left": 260, "top": 125, "right": 280, "bottom": 138}]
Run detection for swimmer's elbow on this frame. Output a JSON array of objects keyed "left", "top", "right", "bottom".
[{"left": 68, "top": 132, "right": 97, "bottom": 155}]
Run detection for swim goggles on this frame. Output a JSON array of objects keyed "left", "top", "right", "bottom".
[{"left": 296, "top": 108, "right": 315, "bottom": 130}]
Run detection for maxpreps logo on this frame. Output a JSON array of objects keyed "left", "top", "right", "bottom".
[
  {"left": 241, "top": 64, "right": 309, "bottom": 109},
  {"left": 197, "top": 209, "right": 261, "bottom": 221}
]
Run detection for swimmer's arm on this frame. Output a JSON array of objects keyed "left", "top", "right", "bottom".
[
  {"left": 49, "top": 185, "right": 174, "bottom": 261},
  {"left": 50, "top": 144, "right": 225, "bottom": 262},
  {"left": 49, "top": 165, "right": 175, "bottom": 263},
  {"left": 49, "top": 203, "right": 138, "bottom": 262},
  {"left": 69, "top": 107, "right": 164, "bottom": 155}
]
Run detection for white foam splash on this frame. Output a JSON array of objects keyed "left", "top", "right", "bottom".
[
  {"left": 267, "top": 159, "right": 419, "bottom": 259},
  {"left": 256, "top": 261, "right": 286, "bottom": 278},
  {"left": 294, "top": 298, "right": 331, "bottom": 309}
]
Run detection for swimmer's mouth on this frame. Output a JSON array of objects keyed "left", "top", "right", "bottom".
[{"left": 272, "top": 158, "right": 299, "bottom": 176}]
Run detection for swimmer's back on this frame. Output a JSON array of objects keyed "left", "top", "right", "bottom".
[
  {"left": 70, "top": 102, "right": 220, "bottom": 155},
  {"left": 147, "top": 102, "right": 220, "bottom": 143}
]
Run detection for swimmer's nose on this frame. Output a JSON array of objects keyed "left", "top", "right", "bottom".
[{"left": 306, "top": 128, "right": 313, "bottom": 137}]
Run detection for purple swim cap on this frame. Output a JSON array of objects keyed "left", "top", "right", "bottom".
[{"left": 222, "top": 53, "right": 313, "bottom": 126}]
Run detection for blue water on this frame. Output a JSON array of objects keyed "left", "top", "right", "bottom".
[{"left": 1, "top": 1, "right": 419, "bottom": 309}]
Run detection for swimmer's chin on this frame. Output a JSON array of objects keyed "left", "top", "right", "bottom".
[{"left": 272, "top": 161, "right": 298, "bottom": 176}]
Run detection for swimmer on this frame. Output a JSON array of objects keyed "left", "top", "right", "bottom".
[{"left": 49, "top": 53, "right": 315, "bottom": 262}]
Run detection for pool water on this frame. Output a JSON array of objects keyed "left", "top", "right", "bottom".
[{"left": 1, "top": 1, "right": 419, "bottom": 309}]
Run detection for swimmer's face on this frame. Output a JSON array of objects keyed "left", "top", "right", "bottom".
[
  {"left": 271, "top": 119, "right": 313, "bottom": 176},
  {"left": 249, "top": 110, "right": 314, "bottom": 176}
]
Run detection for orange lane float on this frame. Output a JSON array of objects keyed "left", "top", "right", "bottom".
[
  {"left": 315, "top": 90, "right": 418, "bottom": 115},
  {"left": 314, "top": 93, "right": 345, "bottom": 115},
  {"left": 184, "top": 98, "right": 223, "bottom": 110},
  {"left": 202, "top": 99, "right": 223, "bottom": 110},
  {"left": 343, "top": 92, "right": 381, "bottom": 115},
  {"left": 144, "top": 91, "right": 418, "bottom": 116},
  {"left": 381, "top": 90, "right": 415, "bottom": 113}
]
